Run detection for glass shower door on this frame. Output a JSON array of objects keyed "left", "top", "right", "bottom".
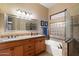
[
  {"left": 65, "top": 10, "right": 73, "bottom": 42},
  {"left": 50, "top": 10, "right": 66, "bottom": 40},
  {"left": 50, "top": 9, "right": 72, "bottom": 42}
]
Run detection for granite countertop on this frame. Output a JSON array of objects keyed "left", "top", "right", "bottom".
[{"left": 0, "top": 35, "right": 45, "bottom": 43}]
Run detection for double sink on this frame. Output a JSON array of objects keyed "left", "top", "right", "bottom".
[{"left": 0, "top": 35, "right": 44, "bottom": 43}]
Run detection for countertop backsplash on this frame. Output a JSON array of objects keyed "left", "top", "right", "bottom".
[{"left": 0, "top": 31, "right": 41, "bottom": 39}]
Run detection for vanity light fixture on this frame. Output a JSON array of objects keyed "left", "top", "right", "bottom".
[{"left": 15, "top": 9, "right": 32, "bottom": 20}]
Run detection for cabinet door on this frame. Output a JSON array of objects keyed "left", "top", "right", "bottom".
[
  {"left": 35, "top": 38, "right": 46, "bottom": 55},
  {"left": 24, "top": 50, "right": 34, "bottom": 56},
  {"left": 24, "top": 39, "right": 35, "bottom": 56},
  {"left": 14, "top": 46, "right": 23, "bottom": 56},
  {"left": 0, "top": 49, "right": 13, "bottom": 56}
]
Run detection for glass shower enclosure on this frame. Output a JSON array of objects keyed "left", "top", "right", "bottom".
[{"left": 50, "top": 9, "right": 72, "bottom": 42}]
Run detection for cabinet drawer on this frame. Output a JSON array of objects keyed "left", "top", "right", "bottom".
[
  {"left": 0, "top": 40, "right": 23, "bottom": 50},
  {"left": 0, "top": 48, "right": 12, "bottom": 56},
  {"left": 8, "top": 41, "right": 23, "bottom": 47},
  {"left": 24, "top": 44, "right": 34, "bottom": 52},
  {"left": 24, "top": 50, "right": 34, "bottom": 56},
  {"left": 35, "top": 45, "right": 45, "bottom": 51},
  {"left": 35, "top": 41, "right": 45, "bottom": 48},
  {"left": 23, "top": 39, "right": 34, "bottom": 44},
  {"left": 28, "top": 39, "right": 34, "bottom": 43}
]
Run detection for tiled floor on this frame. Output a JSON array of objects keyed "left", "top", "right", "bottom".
[{"left": 39, "top": 52, "right": 52, "bottom": 56}]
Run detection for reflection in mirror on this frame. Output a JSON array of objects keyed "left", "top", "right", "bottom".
[
  {"left": 5, "top": 14, "right": 38, "bottom": 32},
  {"left": 5, "top": 14, "right": 15, "bottom": 31}
]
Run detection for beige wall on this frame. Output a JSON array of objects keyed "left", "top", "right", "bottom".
[
  {"left": 49, "top": 3, "right": 79, "bottom": 16},
  {"left": 0, "top": 13, "right": 5, "bottom": 32}
]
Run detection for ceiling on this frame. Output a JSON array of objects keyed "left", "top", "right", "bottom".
[{"left": 40, "top": 3, "right": 56, "bottom": 9}]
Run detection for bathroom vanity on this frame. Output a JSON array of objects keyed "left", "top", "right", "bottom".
[
  {"left": 0, "top": 35, "right": 46, "bottom": 56},
  {"left": 0, "top": 12, "right": 46, "bottom": 56}
]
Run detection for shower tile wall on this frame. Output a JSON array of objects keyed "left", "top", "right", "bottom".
[
  {"left": 72, "top": 15, "right": 79, "bottom": 41},
  {"left": 68, "top": 15, "right": 79, "bottom": 56}
]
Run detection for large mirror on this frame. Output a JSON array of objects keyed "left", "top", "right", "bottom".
[{"left": 5, "top": 14, "right": 38, "bottom": 31}]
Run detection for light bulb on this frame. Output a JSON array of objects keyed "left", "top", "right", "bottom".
[
  {"left": 21, "top": 12, "right": 25, "bottom": 19},
  {"left": 30, "top": 14, "right": 32, "bottom": 18},
  {"left": 16, "top": 10, "right": 21, "bottom": 18},
  {"left": 26, "top": 13, "right": 29, "bottom": 17}
]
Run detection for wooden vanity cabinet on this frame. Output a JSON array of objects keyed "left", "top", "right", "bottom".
[{"left": 0, "top": 36, "right": 46, "bottom": 56}]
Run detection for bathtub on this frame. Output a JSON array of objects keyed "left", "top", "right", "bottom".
[{"left": 45, "top": 39, "right": 62, "bottom": 56}]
